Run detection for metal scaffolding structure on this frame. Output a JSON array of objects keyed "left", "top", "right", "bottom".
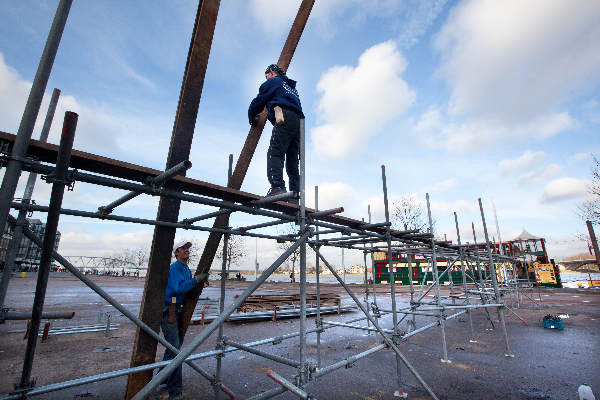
[{"left": 0, "top": 1, "right": 532, "bottom": 399}]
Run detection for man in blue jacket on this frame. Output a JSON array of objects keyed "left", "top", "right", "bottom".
[
  {"left": 161, "top": 241, "right": 208, "bottom": 400},
  {"left": 248, "top": 64, "right": 305, "bottom": 203}
]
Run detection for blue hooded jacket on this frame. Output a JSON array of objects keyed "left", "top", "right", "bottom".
[
  {"left": 164, "top": 260, "right": 197, "bottom": 307},
  {"left": 248, "top": 75, "right": 304, "bottom": 125}
]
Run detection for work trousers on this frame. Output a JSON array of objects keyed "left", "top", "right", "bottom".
[
  {"left": 267, "top": 108, "right": 300, "bottom": 192},
  {"left": 161, "top": 311, "right": 182, "bottom": 398}
]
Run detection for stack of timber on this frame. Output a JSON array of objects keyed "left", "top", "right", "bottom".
[
  {"left": 236, "top": 293, "right": 340, "bottom": 312},
  {"left": 191, "top": 293, "right": 355, "bottom": 324}
]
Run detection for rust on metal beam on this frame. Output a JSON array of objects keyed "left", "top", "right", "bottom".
[
  {"left": 178, "top": 0, "right": 316, "bottom": 338},
  {"left": 0, "top": 129, "right": 415, "bottom": 234},
  {"left": 125, "top": 1, "right": 221, "bottom": 398}
]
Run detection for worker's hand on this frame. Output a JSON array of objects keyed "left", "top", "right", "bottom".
[
  {"left": 195, "top": 272, "right": 209, "bottom": 287},
  {"left": 249, "top": 115, "right": 256, "bottom": 126}
]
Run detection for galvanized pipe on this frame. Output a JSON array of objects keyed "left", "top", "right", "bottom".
[
  {"left": 312, "top": 246, "right": 439, "bottom": 400},
  {"left": 454, "top": 212, "right": 474, "bottom": 340},
  {"left": 298, "top": 118, "right": 308, "bottom": 384},
  {"left": 3, "top": 311, "right": 74, "bottom": 320},
  {"left": 0, "top": 0, "right": 72, "bottom": 239},
  {"left": 249, "top": 191, "right": 296, "bottom": 206},
  {"left": 245, "top": 386, "right": 287, "bottom": 400},
  {"left": 478, "top": 198, "right": 512, "bottom": 355},
  {"left": 314, "top": 344, "right": 386, "bottom": 378},
  {"left": 214, "top": 226, "right": 229, "bottom": 400},
  {"left": 96, "top": 160, "right": 190, "bottom": 214},
  {"left": 380, "top": 165, "right": 404, "bottom": 391},
  {"left": 6, "top": 215, "right": 231, "bottom": 395},
  {"left": 234, "top": 219, "right": 288, "bottom": 232},
  {"left": 314, "top": 186, "right": 322, "bottom": 369},
  {"left": 425, "top": 193, "right": 449, "bottom": 363},
  {"left": 19, "top": 161, "right": 297, "bottom": 224},
  {"left": 322, "top": 321, "right": 392, "bottom": 334},
  {"left": 267, "top": 370, "right": 309, "bottom": 399},
  {"left": 181, "top": 209, "right": 232, "bottom": 225},
  {"left": 223, "top": 338, "right": 301, "bottom": 368},
  {"left": 19, "top": 111, "right": 77, "bottom": 389},
  {"left": 11, "top": 202, "right": 289, "bottom": 242},
  {"left": 0, "top": 88, "right": 60, "bottom": 310},
  {"left": 401, "top": 311, "right": 467, "bottom": 340},
  {"left": 131, "top": 230, "right": 312, "bottom": 400},
  {"left": 368, "top": 206, "right": 379, "bottom": 310},
  {"left": 308, "top": 207, "right": 344, "bottom": 218}
]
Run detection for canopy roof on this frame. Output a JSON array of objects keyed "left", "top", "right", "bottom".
[{"left": 512, "top": 229, "right": 541, "bottom": 241}]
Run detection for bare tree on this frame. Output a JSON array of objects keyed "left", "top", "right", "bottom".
[
  {"left": 579, "top": 155, "right": 600, "bottom": 225},
  {"left": 215, "top": 235, "right": 246, "bottom": 276},
  {"left": 392, "top": 194, "right": 435, "bottom": 232},
  {"left": 277, "top": 223, "right": 303, "bottom": 282}
]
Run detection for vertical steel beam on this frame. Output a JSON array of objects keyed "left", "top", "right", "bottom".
[
  {"left": 18, "top": 111, "right": 78, "bottom": 390},
  {"left": 426, "top": 194, "right": 449, "bottom": 363},
  {"left": 298, "top": 119, "right": 307, "bottom": 383},
  {"left": 0, "top": 88, "right": 60, "bottom": 311},
  {"left": 314, "top": 186, "right": 322, "bottom": 369},
  {"left": 454, "top": 212, "right": 474, "bottom": 340},
  {"left": 179, "top": 0, "right": 315, "bottom": 337},
  {"left": 586, "top": 220, "right": 600, "bottom": 269},
  {"left": 125, "top": 1, "right": 221, "bottom": 397},
  {"left": 0, "top": 0, "right": 71, "bottom": 243},
  {"left": 381, "top": 166, "right": 403, "bottom": 391},
  {"left": 131, "top": 232, "right": 311, "bottom": 400},
  {"left": 478, "top": 198, "right": 512, "bottom": 356}
]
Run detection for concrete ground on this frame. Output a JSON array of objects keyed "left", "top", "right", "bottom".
[{"left": 0, "top": 273, "right": 599, "bottom": 399}]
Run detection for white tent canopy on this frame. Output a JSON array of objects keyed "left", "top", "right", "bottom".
[{"left": 512, "top": 229, "right": 541, "bottom": 241}]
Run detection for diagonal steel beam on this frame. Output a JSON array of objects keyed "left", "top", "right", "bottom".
[
  {"left": 125, "top": 1, "right": 221, "bottom": 398},
  {"left": 179, "top": 0, "right": 315, "bottom": 337}
]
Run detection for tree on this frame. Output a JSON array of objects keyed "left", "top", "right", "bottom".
[
  {"left": 215, "top": 235, "right": 246, "bottom": 276},
  {"left": 579, "top": 155, "right": 600, "bottom": 225},
  {"left": 277, "top": 223, "right": 303, "bottom": 282},
  {"left": 392, "top": 194, "right": 435, "bottom": 233}
]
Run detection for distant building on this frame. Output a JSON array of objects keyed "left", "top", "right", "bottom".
[{"left": 0, "top": 218, "right": 61, "bottom": 270}]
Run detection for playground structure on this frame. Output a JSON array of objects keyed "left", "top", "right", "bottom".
[{"left": 0, "top": 1, "right": 536, "bottom": 399}]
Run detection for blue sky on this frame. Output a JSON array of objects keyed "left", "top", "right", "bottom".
[{"left": 1, "top": 0, "right": 599, "bottom": 269}]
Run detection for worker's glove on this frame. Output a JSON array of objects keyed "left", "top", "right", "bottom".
[
  {"left": 249, "top": 115, "right": 256, "bottom": 126},
  {"left": 195, "top": 272, "right": 209, "bottom": 286}
]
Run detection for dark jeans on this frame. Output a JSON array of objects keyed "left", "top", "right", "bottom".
[
  {"left": 161, "top": 312, "right": 182, "bottom": 397},
  {"left": 267, "top": 108, "right": 300, "bottom": 192}
]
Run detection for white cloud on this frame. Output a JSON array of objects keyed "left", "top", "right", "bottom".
[
  {"left": 434, "top": 0, "right": 600, "bottom": 122},
  {"left": 312, "top": 41, "right": 415, "bottom": 158},
  {"left": 59, "top": 230, "right": 153, "bottom": 257},
  {"left": 415, "top": 109, "right": 574, "bottom": 152},
  {"left": 570, "top": 152, "right": 589, "bottom": 162},
  {"left": 499, "top": 150, "right": 546, "bottom": 175},
  {"left": 397, "top": 0, "right": 448, "bottom": 48},
  {"left": 431, "top": 199, "right": 478, "bottom": 216},
  {"left": 422, "top": 178, "right": 457, "bottom": 193},
  {"left": 249, "top": 0, "right": 447, "bottom": 48},
  {"left": 541, "top": 177, "right": 588, "bottom": 203},
  {"left": 248, "top": 0, "right": 300, "bottom": 36},
  {"left": 306, "top": 182, "right": 354, "bottom": 211},
  {"left": 519, "top": 163, "right": 561, "bottom": 185},
  {"left": 0, "top": 51, "right": 171, "bottom": 167}
]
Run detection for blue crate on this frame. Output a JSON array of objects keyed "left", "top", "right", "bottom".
[{"left": 542, "top": 316, "right": 563, "bottom": 330}]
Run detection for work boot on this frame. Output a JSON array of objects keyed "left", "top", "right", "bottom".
[
  {"left": 266, "top": 187, "right": 286, "bottom": 197},
  {"left": 287, "top": 192, "right": 299, "bottom": 205}
]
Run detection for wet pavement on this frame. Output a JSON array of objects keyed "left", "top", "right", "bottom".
[{"left": 0, "top": 273, "right": 599, "bottom": 399}]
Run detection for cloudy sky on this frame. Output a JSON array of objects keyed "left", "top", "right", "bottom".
[{"left": 1, "top": 0, "right": 599, "bottom": 270}]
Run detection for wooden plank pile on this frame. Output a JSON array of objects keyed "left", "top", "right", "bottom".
[{"left": 236, "top": 293, "right": 340, "bottom": 312}]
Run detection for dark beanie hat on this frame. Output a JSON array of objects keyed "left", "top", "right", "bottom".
[{"left": 265, "top": 64, "right": 285, "bottom": 76}]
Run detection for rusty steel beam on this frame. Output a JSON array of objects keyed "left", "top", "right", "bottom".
[
  {"left": 178, "top": 0, "right": 316, "bottom": 337},
  {"left": 125, "top": 1, "right": 221, "bottom": 398},
  {"left": 0, "top": 130, "right": 417, "bottom": 232}
]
